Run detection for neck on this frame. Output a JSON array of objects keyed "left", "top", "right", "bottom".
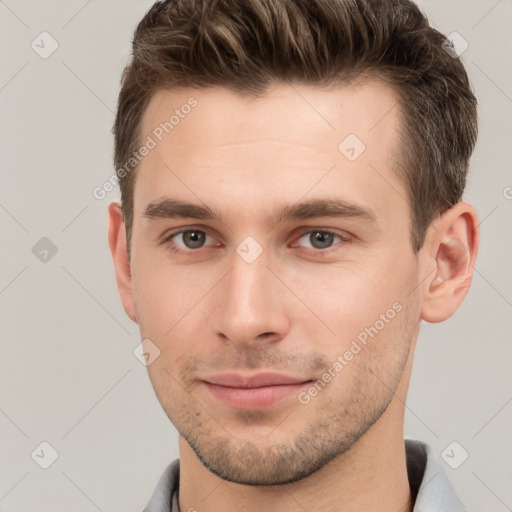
[{"left": 178, "top": 395, "right": 413, "bottom": 512}]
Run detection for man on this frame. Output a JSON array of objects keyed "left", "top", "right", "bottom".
[{"left": 108, "top": 0, "right": 479, "bottom": 510}]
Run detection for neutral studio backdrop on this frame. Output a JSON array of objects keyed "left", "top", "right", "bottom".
[{"left": 1, "top": 1, "right": 511, "bottom": 511}]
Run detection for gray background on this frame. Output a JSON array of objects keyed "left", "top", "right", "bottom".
[{"left": 1, "top": 0, "right": 511, "bottom": 510}]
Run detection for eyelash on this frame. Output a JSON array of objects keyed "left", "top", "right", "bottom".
[{"left": 161, "top": 227, "right": 351, "bottom": 255}]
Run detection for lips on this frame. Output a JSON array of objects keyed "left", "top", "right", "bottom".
[
  {"left": 202, "top": 372, "right": 312, "bottom": 410},
  {"left": 205, "top": 372, "right": 310, "bottom": 388}
]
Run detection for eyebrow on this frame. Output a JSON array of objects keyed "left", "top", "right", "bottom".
[{"left": 142, "top": 198, "right": 377, "bottom": 224}]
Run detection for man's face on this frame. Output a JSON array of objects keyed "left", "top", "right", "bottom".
[{"left": 128, "top": 82, "right": 424, "bottom": 485}]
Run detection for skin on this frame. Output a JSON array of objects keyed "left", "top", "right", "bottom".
[{"left": 108, "top": 81, "right": 479, "bottom": 512}]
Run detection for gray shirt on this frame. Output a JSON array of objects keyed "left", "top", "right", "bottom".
[{"left": 143, "top": 439, "right": 467, "bottom": 511}]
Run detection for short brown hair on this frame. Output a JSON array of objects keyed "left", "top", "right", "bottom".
[{"left": 113, "top": 0, "right": 477, "bottom": 257}]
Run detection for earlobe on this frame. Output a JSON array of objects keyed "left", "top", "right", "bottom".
[
  {"left": 107, "top": 202, "right": 138, "bottom": 323},
  {"left": 421, "top": 203, "right": 479, "bottom": 323}
]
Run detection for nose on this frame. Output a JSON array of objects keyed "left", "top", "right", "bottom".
[{"left": 210, "top": 250, "right": 291, "bottom": 348}]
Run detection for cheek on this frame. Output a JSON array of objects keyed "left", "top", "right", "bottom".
[
  {"left": 131, "top": 259, "right": 220, "bottom": 354},
  {"left": 132, "top": 257, "right": 179, "bottom": 321},
  {"left": 284, "top": 257, "right": 414, "bottom": 346},
  {"left": 308, "top": 295, "right": 419, "bottom": 411}
]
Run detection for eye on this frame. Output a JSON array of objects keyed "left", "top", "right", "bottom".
[
  {"left": 162, "top": 227, "right": 349, "bottom": 255},
  {"left": 295, "top": 230, "right": 347, "bottom": 250},
  {"left": 165, "top": 229, "right": 217, "bottom": 251}
]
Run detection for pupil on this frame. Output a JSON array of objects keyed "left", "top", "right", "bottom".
[
  {"left": 184, "top": 230, "right": 205, "bottom": 248},
  {"left": 311, "top": 231, "right": 333, "bottom": 249}
]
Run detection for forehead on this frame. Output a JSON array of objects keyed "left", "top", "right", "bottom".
[
  {"left": 134, "top": 81, "right": 406, "bottom": 227},
  {"left": 140, "top": 80, "right": 401, "bottom": 152}
]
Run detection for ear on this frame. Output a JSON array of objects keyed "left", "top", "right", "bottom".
[
  {"left": 420, "top": 202, "right": 479, "bottom": 323},
  {"left": 107, "top": 202, "right": 138, "bottom": 323}
]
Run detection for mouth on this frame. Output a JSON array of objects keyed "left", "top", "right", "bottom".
[{"left": 202, "top": 372, "right": 313, "bottom": 410}]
